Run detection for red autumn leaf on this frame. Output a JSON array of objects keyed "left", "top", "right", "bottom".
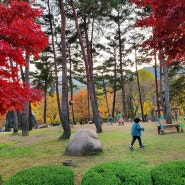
[
  {"left": 0, "top": 0, "right": 48, "bottom": 115},
  {"left": 131, "top": 0, "right": 185, "bottom": 63}
]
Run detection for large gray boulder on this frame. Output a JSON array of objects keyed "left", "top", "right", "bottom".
[{"left": 65, "top": 129, "right": 103, "bottom": 156}]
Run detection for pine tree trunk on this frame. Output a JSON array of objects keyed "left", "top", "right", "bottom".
[
  {"left": 21, "top": 56, "right": 30, "bottom": 136},
  {"left": 13, "top": 112, "right": 18, "bottom": 133},
  {"left": 58, "top": 0, "right": 71, "bottom": 139},
  {"left": 160, "top": 50, "right": 172, "bottom": 124},
  {"left": 103, "top": 78, "right": 110, "bottom": 115},
  {"left": 58, "top": 112, "right": 71, "bottom": 139},
  {"left": 69, "top": 44, "right": 75, "bottom": 126},
  {"left": 134, "top": 48, "right": 144, "bottom": 121},
  {"left": 112, "top": 50, "right": 117, "bottom": 120},
  {"left": 154, "top": 51, "right": 160, "bottom": 118},
  {"left": 118, "top": 19, "right": 127, "bottom": 119},
  {"left": 29, "top": 103, "right": 34, "bottom": 130},
  {"left": 21, "top": 102, "right": 29, "bottom": 136},
  {"left": 43, "top": 92, "right": 47, "bottom": 124},
  {"left": 159, "top": 63, "right": 164, "bottom": 116},
  {"left": 87, "top": 89, "right": 91, "bottom": 121}
]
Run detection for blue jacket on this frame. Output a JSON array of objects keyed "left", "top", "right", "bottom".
[
  {"left": 131, "top": 122, "right": 144, "bottom": 136},
  {"left": 158, "top": 116, "right": 164, "bottom": 125}
]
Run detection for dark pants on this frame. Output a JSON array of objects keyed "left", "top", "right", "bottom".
[{"left": 131, "top": 136, "right": 142, "bottom": 147}]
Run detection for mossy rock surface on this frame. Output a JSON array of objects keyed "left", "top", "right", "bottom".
[
  {"left": 151, "top": 160, "right": 185, "bottom": 185},
  {"left": 3, "top": 165, "right": 74, "bottom": 185},
  {"left": 81, "top": 161, "right": 152, "bottom": 185}
]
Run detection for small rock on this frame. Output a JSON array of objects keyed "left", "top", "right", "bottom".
[{"left": 63, "top": 160, "right": 73, "bottom": 166}]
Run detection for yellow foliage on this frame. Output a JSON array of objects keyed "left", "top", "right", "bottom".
[
  {"left": 72, "top": 89, "right": 89, "bottom": 120},
  {"left": 143, "top": 100, "right": 154, "bottom": 115},
  {"left": 32, "top": 88, "right": 113, "bottom": 124},
  {"left": 97, "top": 89, "right": 114, "bottom": 119},
  {"left": 31, "top": 94, "right": 60, "bottom": 124}
]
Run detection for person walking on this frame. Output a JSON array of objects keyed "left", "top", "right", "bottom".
[
  {"left": 107, "top": 114, "right": 113, "bottom": 125},
  {"left": 129, "top": 117, "right": 145, "bottom": 151},
  {"left": 117, "top": 111, "right": 124, "bottom": 125}
]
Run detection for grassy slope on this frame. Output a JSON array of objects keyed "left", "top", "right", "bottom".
[{"left": 0, "top": 122, "right": 184, "bottom": 185}]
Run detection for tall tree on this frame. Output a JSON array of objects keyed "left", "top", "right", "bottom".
[
  {"left": 58, "top": 0, "right": 71, "bottom": 139},
  {"left": 104, "top": 0, "right": 135, "bottom": 120},
  {"left": 95, "top": 38, "right": 119, "bottom": 119},
  {"left": 33, "top": 0, "right": 65, "bottom": 128},
  {"left": 159, "top": 49, "right": 172, "bottom": 124},
  {"left": 21, "top": 56, "right": 30, "bottom": 136},
  {"left": 0, "top": 1, "right": 48, "bottom": 135},
  {"left": 133, "top": 44, "right": 145, "bottom": 121},
  {"left": 154, "top": 50, "right": 160, "bottom": 118},
  {"left": 70, "top": 0, "right": 102, "bottom": 133},
  {"left": 130, "top": 0, "right": 185, "bottom": 123},
  {"left": 30, "top": 56, "right": 55, "bottom": 124}
]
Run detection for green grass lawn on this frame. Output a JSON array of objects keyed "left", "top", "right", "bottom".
[{"left": 0, "top": 122, "right": 184, "bottom": 185}]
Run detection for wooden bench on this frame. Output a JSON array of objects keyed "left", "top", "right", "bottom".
[{"left": 158, "top": 123, "right": 184, "bottom": 134}]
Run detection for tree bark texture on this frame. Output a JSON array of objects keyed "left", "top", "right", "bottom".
[
  {"left": 21, "top": 56, "right": 30, "bottom": 136},
  {"left": 112, "top": 49, "right": 117, "bottom": 119},
  {"left": 134, "top": 47, "right": 144, "bottom": 121},
  {"left": 159, "top": 49, "right": 172, "bottom": 124},
  {"left": 58, "top": 0, "right": 71, "bottom": 139},
  {"left": 118, "top": 19, "right": 127, "bottom": 119},
  {"left": 154, "top": 51, "right": 160, "bottom": 118}
]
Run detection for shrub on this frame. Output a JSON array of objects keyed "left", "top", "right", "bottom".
[
  {"left": 3, "top": 165, "right": 74, "bottom": 185},
  {"left": 81, "top": 161, "right": 152, "bottom": 185},
  {"left": 0, "top": 174, "right": 2, "bottom": 184},
  {"left": 151, "top": 160, "right": 185, "bottom": 185}
]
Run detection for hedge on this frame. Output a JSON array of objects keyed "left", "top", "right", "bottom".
[
  {"left": 81, "top": 161, "right": 152, "bottom": 185},
  {"left": 3, "top": 165, "right": 74, "bottom": 185},
  {"left": 151, "top": 160, "right": 185, "bottom": 185},
  {"left": 3, "top": 160, "right": 185, "bottom": 185}
]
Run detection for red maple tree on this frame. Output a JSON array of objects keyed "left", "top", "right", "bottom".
[
  {"left": 0, "top": 0, "right": 48, "bottom": 115},
  {"left": 130, "top": 0, "right": 185, "bottom": 63}
]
